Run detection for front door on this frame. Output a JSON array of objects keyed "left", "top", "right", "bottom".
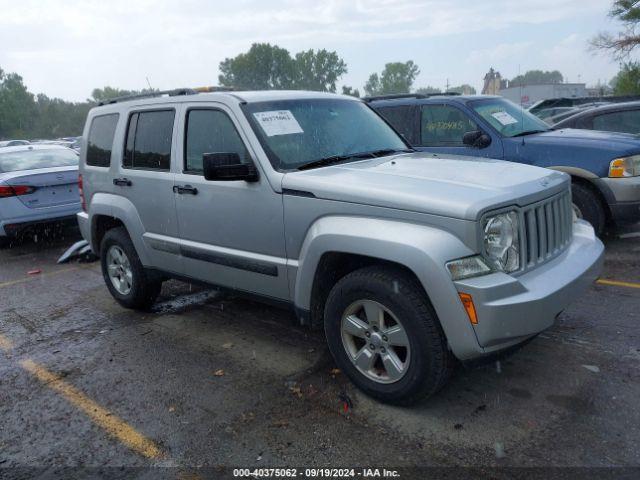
[
  {"left": 173, "top": 104, "right": 288, "bottom": 300},
  {"left": 414, "top": 103, "right": 503, "bottom": 159}
]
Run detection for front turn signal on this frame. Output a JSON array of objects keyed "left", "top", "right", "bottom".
[{"left": 458, "top": 293, "right": 478, "bottom": 325}]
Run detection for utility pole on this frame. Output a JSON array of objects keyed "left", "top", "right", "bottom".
[{"left": 445, "top": 78, "right": 450, "bottom": 91}]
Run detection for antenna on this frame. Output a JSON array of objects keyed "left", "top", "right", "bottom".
[{"left": 519, "top": 64, "right": 525, "bottom": 146}]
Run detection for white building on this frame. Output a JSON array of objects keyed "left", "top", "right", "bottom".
[{"left": 499, "top": 83, "right": 587, "bottom": 107}]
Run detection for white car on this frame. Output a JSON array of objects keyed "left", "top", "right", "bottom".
[
  {"left": 0, "top": 145, "right": 81, "bottom": 246},
  {"left": 0, "top": 140, "right": 30, "bottom": 148}
]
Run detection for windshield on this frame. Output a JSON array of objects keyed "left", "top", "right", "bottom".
[
  {"left": 0, "top": 148, "right": 79, "bottom": 173},
  {"left": 242, "top": 99, "right": 408, "bottom": 170},
  {"left": 470, "top": 98, "right": 550, "bottom": 137}
]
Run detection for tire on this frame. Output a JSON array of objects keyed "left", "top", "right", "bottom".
[
  {"left": 100, "top": 227, "right": 162, "bottom": 310},
  {"left": 0, "top": 236, "right": 12, "bottom": 249},
  {"left": 324, "top": 265, "right": 455, "bottom": 405},
  {"left": 571, "top": 181, "right": 606, "bottom": 236}
]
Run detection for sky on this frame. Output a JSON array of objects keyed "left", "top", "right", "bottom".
[{"left": 0, "top": 0, "right": 625, "bottom": 102}]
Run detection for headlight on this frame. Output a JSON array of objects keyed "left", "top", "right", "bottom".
[
  {"left": 609, "top": 155, "right": 640, "bottom": 177},
  {"left": 483, "top": 211, "right": 520, "bottom": 273},
  {"left": 446, "top": 255, "right": 492, "bottom": 280}
]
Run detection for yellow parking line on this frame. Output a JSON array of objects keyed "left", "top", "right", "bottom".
[
  {"left": 0, "top": 333, "right": 13, "bottom": 352},
  {"left": 0, "top": 266, "right": 85, "bottom": 289},
  {"left": 597, "top": 279, "right": 640, "bottom": 290},
  {"left": 20, "top": 359, "right": 163, "bottom": 459}
]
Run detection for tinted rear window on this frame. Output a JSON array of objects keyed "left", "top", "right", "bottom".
[
  {"left": 124, "top": 110, "right": 175, "bottom": 170},
  {"left": 86, "top": 114, "right": 119, "bottom": 167},
  {"left": 0, "top": 149, "right": 79, "bottom": 173},
  {"left": 376, "top": 106, "right": 414, "bottom": 142}
]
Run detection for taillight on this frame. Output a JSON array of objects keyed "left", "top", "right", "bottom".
[
  {"left": 0, "top": 185, "right": 36, "bottom": 198},
  {"left": 78, "top": 174, "right": 87, "bottom": 212}
]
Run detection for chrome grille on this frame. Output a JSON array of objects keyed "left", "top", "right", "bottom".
[{"left": 521, "top": 190, "right": 573, "bottom": 270}]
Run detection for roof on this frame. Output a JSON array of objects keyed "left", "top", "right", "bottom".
[
  {"left": 92, "top": 89, "right": 356, "bottom": 112},
  {"left": 0, "top": 144, "right": 72, "bottom": 154},
  {"left": 367, "top": 94, "right": 498, "bottom": 107}
]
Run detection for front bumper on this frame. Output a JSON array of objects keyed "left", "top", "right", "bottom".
[
  {"left": 454, "top": 220, "right": 604, "bottom": 355},
  {"left": 77, "top": 211, "right": 91, "bottom": 245},
  {"left": 598, "top": 176, "right": 640, "bottom": 225}
]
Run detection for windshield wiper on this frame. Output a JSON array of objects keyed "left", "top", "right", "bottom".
[
  {"left": 297, "top": 148, "right": 412, "bottom": 171},
  {"left": 511, "top": 129, "right": 547, "bottom": 137}
]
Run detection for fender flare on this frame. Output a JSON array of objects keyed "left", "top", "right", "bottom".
[
  {"left": 88, "top": 193, "right": 150, "bottom": 265},
  {"left": 547, "top": 166, "right": 598, "bottom": 180},
  {"left": 293, "top": 216, "right": 482, "bottom": 358}
]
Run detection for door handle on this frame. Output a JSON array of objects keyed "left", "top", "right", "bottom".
[
  {"left": 113, "top": 177, "right": 132, "bottom": 187},
  {"left": 173, "top": 185, "right": 198, "bottom": 195}
]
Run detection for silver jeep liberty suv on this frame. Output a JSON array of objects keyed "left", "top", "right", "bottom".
[{"left": 77, "top": 89, "right": 604, "bottom": 404}]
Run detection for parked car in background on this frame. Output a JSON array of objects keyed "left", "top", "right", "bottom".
[
  {"left": 369, "top": 94, "right": 640, "bottom": 234},
  {"left": 553, "top": 101, "right": 640, "bottom": 135},
  {"left": 0, "top": 140, "right": 31, "bottom": 148},
  {"left": 77, "top": 88, "right": 603, "bottom": 404},
  {"left": 0, "top": 145, "right": 81, "bottom": 246}
]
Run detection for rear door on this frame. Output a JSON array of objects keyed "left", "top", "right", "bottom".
[
  {"left": 114, "top": 107, "right": 182, "bottom": 273},
  {"left": 414, "top": 103, "right": 503, "bottom": 158}
]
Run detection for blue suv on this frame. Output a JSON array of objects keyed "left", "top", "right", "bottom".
[{"left": 369, "top": 94, "right": 640, "bottom": 234}]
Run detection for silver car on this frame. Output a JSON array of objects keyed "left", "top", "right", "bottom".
[
  {"left": 0, "top": 145, "right": 81, "bottom": 246},
  {"left": 77, "top": 89, "right": 604, "bottom": 404}
]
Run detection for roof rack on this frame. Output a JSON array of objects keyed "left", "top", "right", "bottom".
[
  {"left": 363, "top": 91, "right": 462, "bottom": 102},
  {"left": 363, "top": 93, "right": 426, "bottom": 102},
  {"left": 97, "top": 86, "right": 235, "bottom": 106}
]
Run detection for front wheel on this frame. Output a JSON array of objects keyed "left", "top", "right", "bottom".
[
  {"left": 324, "top": 266, "right": 455, "bottom": 405},
  {"left": 100, "top": 227, "right": 162, "bottom": 310},
  {"left": 571, "top": 182, "right": 606, "bottom": 236}
]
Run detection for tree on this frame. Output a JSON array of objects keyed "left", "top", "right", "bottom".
[
  {"left": 415, "top": 86, "right": 442, "bottom": 95},
  {"left": 90, "top": 86, "right": 155, "bottom": 103},
  {"left": 448, "top": 84, "right": 476, "bottom": 95},
  {"left": 508, "top": 70, "right": 563, "bottom": 87},
  {"left": 591, "top": 1, "right": 640, "bottom": 59},
  {"left": 219, "top": 43, "right": 295, "bottom": 90},
  {"left": 341, "top": 86, "right": 360, "bottom": 97},
  {"left": 218, "top": 43, "right": 347, "bottom": 92},
  {"left": 364, "top": 61, "right": 420, "bottom": 96},
  {"left": 610, "top": 61, "right": 640, "bottom": 94},
  {"left": 292, "top": 49, "right": 347, "bottom": 92},
  {"left": 0, "top": 69, "right": 36, "bottom": 138}
]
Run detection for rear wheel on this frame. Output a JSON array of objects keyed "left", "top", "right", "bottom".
[
  {"left": 100, "top": 227, "right": 162, "bottom": 310},
  {"left": 324, "top": 266, "right": 455, "bottom": 405},
  {"left": 571, "top": 181, "right": 606, "bottom": 236}
]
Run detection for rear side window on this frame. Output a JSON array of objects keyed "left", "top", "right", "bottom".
[
  {"left": 86, "top": 114, "right": 119, "bottom": 167},
  {"left": 184, "top": 109, "right": 249, "bottom": 173},
  {"left": 376, "top": 106, "right": 414, "bottom": 142},
  {"left": 420, "top": 105, "right": 478, "bottom": 146},
  {"left": 123, "top": 110, "right": 175, "bottom": 170}
]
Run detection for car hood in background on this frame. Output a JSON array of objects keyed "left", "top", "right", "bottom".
[
  {"left": 282, "top": 152, "right": 568, "bottom": 220},
  {"left": 521, "top": 128, "right": 640, "bottom": 149}
]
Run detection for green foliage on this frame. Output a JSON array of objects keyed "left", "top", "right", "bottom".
[
  {"left": 447, "top": 84, "right": 477, "bottom": 95},
  {"left": 415, "top": 86, "right": 442, "bottom": 95},
  {"left": 364, "top": 61, "right": 420, "bottom": 96},
  {"left": 341, "top": 86, "right": 360, "bottom": 97},
  {"left": 218, "top": 43, "right": 347, "bottom": 92},
  {"left": 508, "top": 70, "right": 563, "bottom": 87},
  {"left": 90, "top": 86, "right": 156, "bottom": 103},
  {"left": 0, "top": 70, "right": 36, "bottom": 138},
  {"left": 610, "top": 61, "right": 640, "bottom": 94},
  {"left": 591, "top": 1, "right": 640, "bottom": 59}
]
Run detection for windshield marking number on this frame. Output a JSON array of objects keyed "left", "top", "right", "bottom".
[{"left": 253, "top": 110, "right": 304, "bottom": 137}]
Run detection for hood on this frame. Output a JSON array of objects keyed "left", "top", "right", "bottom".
[
  {"left": 282, "top": 152, "right": 568, "bottom": 220},
  {"left": 522, "top": 128, "right": 640, "bottom": 151}
]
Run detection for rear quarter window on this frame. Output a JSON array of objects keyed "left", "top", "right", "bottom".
[
  {"left": 86, "top": 114, "right": 119, "bottom": 167},
  {"left": 376, "top": 106, "right": 415, "bottom": 142}
]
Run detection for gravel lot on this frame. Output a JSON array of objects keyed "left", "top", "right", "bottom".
[{"left": 0, "top": 227, "right": 638, "bottom": 477}]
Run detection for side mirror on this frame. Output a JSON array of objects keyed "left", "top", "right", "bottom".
[
  {"left": 202, "top": 152, "right": 258, "bottom": 182},
  {"left": 462, "top": 130, "right": 492, "bottom": 149}
]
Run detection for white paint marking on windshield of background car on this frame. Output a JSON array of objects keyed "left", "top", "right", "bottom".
[
  {"left": 491, "top": 111, "right": 519, "bottom": 126},
  {"left": 253, "top": 110, "right": 304, "bottom": 137}
]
